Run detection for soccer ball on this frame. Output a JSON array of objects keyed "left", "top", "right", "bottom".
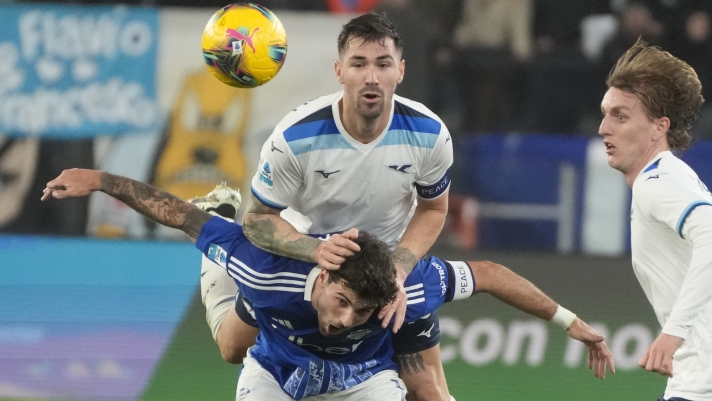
[{"left": 202, "top": 3, "right": 287, "bottom": 88}]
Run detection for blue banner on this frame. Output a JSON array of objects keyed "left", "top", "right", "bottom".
[
  {"left": 454, "top": 135, "right": 712, "bottom": 253},
  {"left": 0, "top": 5, "right": 159, "bottom": 137}
]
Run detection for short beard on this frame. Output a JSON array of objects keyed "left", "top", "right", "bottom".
[{"left": 355, "top": 100, "right": 385, "bottom": 122}]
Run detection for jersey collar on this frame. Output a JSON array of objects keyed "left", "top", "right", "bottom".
[
  {"left": 303, "top": 266, "right": 321, "bottom": 301},
  {"left": 331, "top": 90, "right": 394, "bottom": 152}
]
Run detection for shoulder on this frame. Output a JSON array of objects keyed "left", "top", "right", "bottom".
[
  {"left": 634, "top": 153, "right": 701, "bottom": 197},
  {"left": 276, "top": 92, "right": 341, "bottom": 133},
  {"left": 393, "top": 95, "right": 444, "bottom": 126},
  {"left": 387, "top": 96, "right": 451, "bottom": 151},
  {"left": 232, "top": 255, "right": 317, "bottom": 303}
]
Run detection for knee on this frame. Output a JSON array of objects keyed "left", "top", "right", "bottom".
[{"left": 219, "top": 344, "right": 248, "bottom": 364}]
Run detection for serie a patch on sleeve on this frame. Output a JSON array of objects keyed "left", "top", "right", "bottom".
[{"left": 208, "top": 243, "right": 228, "bottom": 270}]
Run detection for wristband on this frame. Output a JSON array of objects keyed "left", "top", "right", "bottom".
[{"left": 551, "top": 305, "right": 577, "bottom": 329}]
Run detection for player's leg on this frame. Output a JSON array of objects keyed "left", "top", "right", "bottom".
[
  {"left": 396, "top": 344, "right": 451, "bottom": 401},
  {"left": 216, "top": 304, "right": 259, "bottom": 363},
  {"left": 234, "top": 353, "right": 295, "bottom": 401},
  {"left": 192, "top": 183, "right": 259, "bottom": 363}
]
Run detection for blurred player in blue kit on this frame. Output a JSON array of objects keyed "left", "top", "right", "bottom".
[
  {"left": 42, "top": 168, "right": 615, "bottom": 401},
  {"left": 600, "top": 40, "right": 712, "bottom": 401}
]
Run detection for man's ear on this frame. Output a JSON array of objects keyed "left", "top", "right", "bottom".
[
  {"left": 653, "top": 116, "right": 671, "bottom": 141},
  {"left": 319, "top": 268, "right": 330, "bottom": 284},
  {"left": 335, "top": 60, "right": 344, "bottom": 85}
]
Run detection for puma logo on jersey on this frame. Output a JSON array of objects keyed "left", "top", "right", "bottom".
[
  {"left": 387, "top": 164, "right": 413, "bottom": 174},
  {"left": 271, "top": 141, "right": 283, "bottom": 153},
  {"left": 646, "top": 173, "right": 667, "bottom": 180},
  {"left": 315, "top": 170, "right": 340, "bottom": 178}
]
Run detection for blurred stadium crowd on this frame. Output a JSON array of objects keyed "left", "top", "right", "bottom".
[
  {"left": 11, "top": 0, "right": 712, "bottom": 138},
  {"left": 2, "top": 0, "right": 712, "bottom": 238}
]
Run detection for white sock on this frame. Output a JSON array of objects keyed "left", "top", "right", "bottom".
[{"left": 201, "top": 253, "right": 238, "bottom": 341}]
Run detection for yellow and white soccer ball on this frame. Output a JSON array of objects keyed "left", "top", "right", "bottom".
[{"left": 202, "top": 3, "right": 287, "bottom": 88}]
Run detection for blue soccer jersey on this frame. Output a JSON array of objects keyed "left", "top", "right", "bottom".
[{"left": 196, "top": 217, "right": 475, "bottom": 399}]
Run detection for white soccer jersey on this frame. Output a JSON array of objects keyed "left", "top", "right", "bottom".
[
  {"left": 630, "top": 150, "right": 712, "bottom": 400},
  {"left": 250, "top": 91, "right": 453, "bottom": 249}
]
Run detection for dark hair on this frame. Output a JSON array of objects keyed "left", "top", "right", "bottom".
[
  {"left": 327, "top": 231, "right": 398, "bottom": 308},
  {"left": 337, "top": 13, "right": 402, "bottom": 58},
  {"left": 607, "top": 39, "right": 704, "bottom": 149}
]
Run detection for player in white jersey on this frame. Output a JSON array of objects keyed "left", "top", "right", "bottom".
[
  {"left": 201, "top": 13, "right": 455, "bottom": 401},
  {"left": 43, "top": 168, "right": 615, "bottom": 401},
  {"left": 599, "top": 39, "right": 712, "bottom": 401}
]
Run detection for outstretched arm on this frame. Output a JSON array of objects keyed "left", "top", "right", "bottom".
[
  {"left": 470, "top": 260, "right": 616, "bottom": 379},
  {"left": 41, "top": 168, "right": 211, "bottom": 240}
]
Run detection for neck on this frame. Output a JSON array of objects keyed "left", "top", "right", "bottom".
[
  {"left": 339, "top": 98, "right": 391, "bottom": 144},
  {"left": 625, "top": 142, "right": 670, "bottom": 187}
]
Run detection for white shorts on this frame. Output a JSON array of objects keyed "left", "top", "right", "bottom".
[{"left": 236, "top": 353, "right": 407, "bottom": 401}]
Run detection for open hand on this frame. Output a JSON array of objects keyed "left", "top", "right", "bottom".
[
  {"left": 378, "top": 270, "right": 407, "bottom": 333},
  {"left": 566, "top": 318, "right": 616, "bottom": 379},
  {"left": 313, "top": 228, "right": 361, "bottom": 270}
]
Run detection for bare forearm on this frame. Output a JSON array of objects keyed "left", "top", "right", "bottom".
[
  {"left": 396, "top": 201, "right": 448, "bottom": 274},
  {"left": 99, "top": 172, "right": 209, "bottom": 239},
  {"left": 474, "top": 261, "right": 558, "bottom": 321},
  {"left": 242, "top": 200, "right": 320, "bottom": 262}
]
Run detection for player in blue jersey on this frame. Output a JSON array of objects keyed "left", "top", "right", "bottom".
[
  {"left": 43, "top": 168, "right": 615, "bottom": 400},
  {"left": 200, "top": 13, "right": 456, "bottom": 400}
]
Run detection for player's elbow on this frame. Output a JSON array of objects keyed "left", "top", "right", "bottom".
[{"left": 470, "top": 260, "right": 507, "bottom": 293}]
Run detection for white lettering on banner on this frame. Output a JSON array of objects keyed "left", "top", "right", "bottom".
[
  {"left": 440, "top": 317, "right": 655, "bottom": 370},
  {"left": 459, "top": 318, "right": 503, "bottom": 365},
  {"left": 502, "top": 321, "right": 547, "bottom": 365},
  {"left": 609, "top": 324, "right": 653, "bottom": 369},
  {"left": 0, "top": 8, "right": 158, "bottom": 135},
  {"left": 19, "top": 11, "right": 150, "bottom": 60},
  {"left": 1, "top": 79, "right": 157, "bottom": 134}
]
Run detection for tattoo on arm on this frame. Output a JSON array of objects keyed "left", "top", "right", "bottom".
[
  {"left": 395, "top": 352, "right": 426, "bottom": 375},
  {"left": 392, "top": 247, "right": 418, "bottom": 275},
  {"left": 99, "top": 173, "right": 211, "bottom": 238},
  {"left": 243, "top": 199, "right": 320, "bottom": 262}
]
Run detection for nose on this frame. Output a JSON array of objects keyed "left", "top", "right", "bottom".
[
  {"left": 339, "top": 309, "right": 356, "bottom": 328},
  {"left": 365, "top": 65, "right": 378, "bottom": 85},
  {"left": 598, "top": 116, "right": 608, "bottom": 137}
]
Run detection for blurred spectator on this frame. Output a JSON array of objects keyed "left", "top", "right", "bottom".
[
  {"left": 580, "top": 2, "right": 667, "bottom": 135},
  {"left": 519, "top": 0, "right": 607, "bottom": 134},
  {"left": 452, "top": 0, "right": 533, "bottom": 133},
  {"left": 415, "top": 0, "right": 464, "bottom": 133},
  {"left": 599, "top": 2, "right": 664, "bottom": 70},
  {"left": 671, "top": 8, "right": 712, "bottom": 139},
  {"left": 534, "top": 0, "right": 608, "bottom": 56},
  {"left": 375, "top": 0, "right": 434, "bottom": 104}
]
